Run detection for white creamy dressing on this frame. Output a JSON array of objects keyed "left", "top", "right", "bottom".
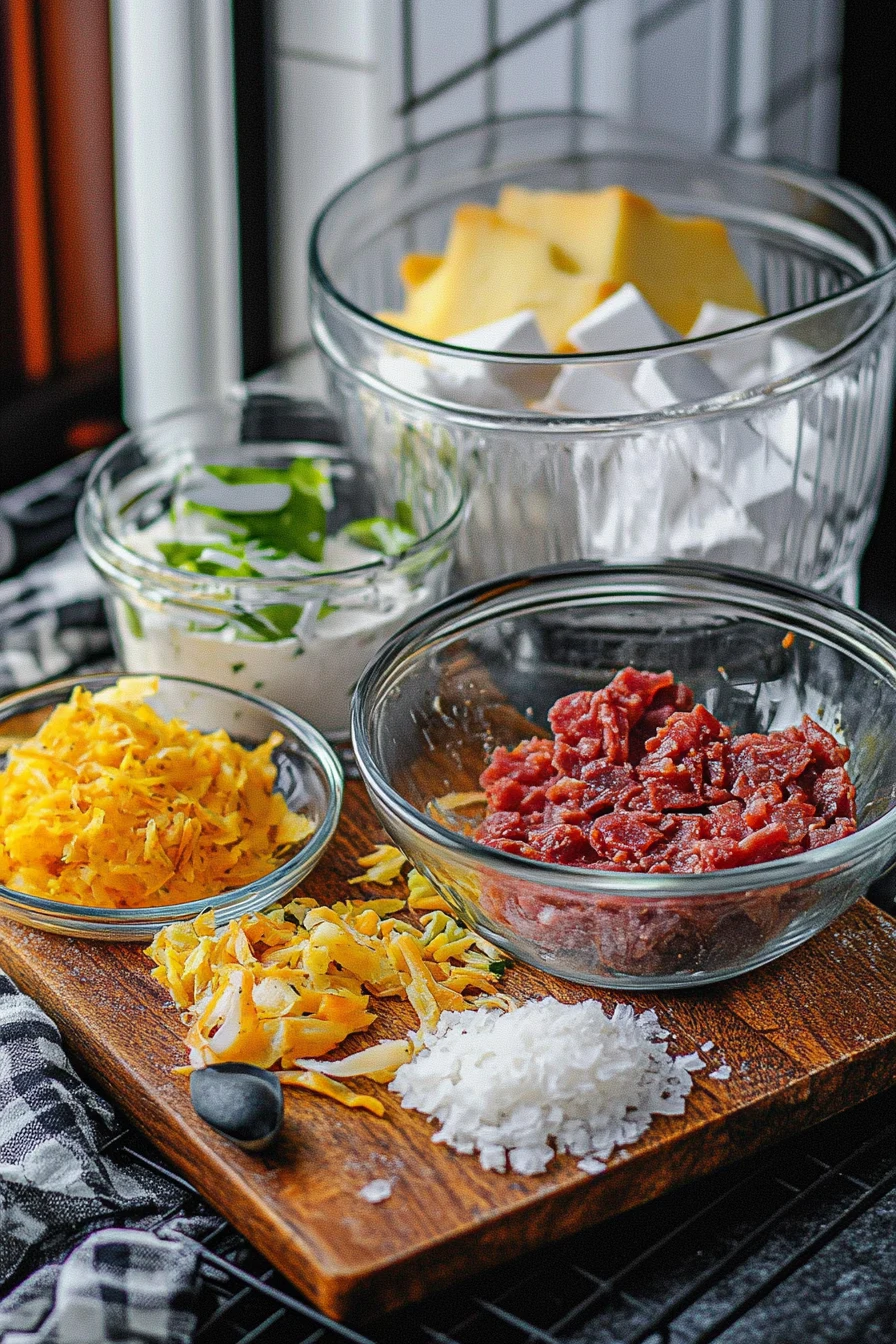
[{"left": 114, "top": 515, "right": 432, "bottom": 737}]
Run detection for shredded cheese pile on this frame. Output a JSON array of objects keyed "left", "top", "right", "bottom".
[
  {"left": 147, "top": 853, "right": 511, "bottom": 1114},
  {"left": 0, "top": 676, "right": 313, "bottom": 908}
]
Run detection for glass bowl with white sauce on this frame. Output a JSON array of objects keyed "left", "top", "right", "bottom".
[{"left": 77, "top": 392, "right": 465, "bottom": 738}]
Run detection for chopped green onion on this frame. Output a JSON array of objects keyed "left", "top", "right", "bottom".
[{"left": 188, "top": 458, "right": 332, "bottom": 562}]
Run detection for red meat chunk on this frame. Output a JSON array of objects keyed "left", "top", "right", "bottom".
[
  {"left": 812, "top": 767, "right": 856, "bottom": 820},
  {"left": 808, "top": 816, "right": 857, "bottom": 847},
  {"left": 590, "top": 811, "right": 665, "bottom": 862},
  {"left": 706, "top": 801, "right": 750, "bottom": 840},
  {"left": 481, "top": 737, "right": 554, "bottom": 811},
  {"left": 645, "top": 704, "right": 728, "bottom": 760},
  {"left": 802, "top": 715, "right": 850, "bottom": 768},
  {"left": 644, "top": 774, "right": 705, "bottom": 811},
  {"left": 529, "top": 822, "right": 593, "bottom": 866},
  {"left": 475, "top": 670, "right": 857, "bottom": 877},
  {"left": 729, "top": 731, "right": 813, "bottom": 787},
  {"left": 548, "top": 668, "right": 674, "bottom": 748}
]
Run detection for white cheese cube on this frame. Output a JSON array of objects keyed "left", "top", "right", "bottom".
[
  {"left": 447, "top": 309, "right": 547, "bottom": 355},
  {"left": 541, "top": 364, "right": 645, "bottom": 415},
  {"left": 571, "top": 433, "right": 759, "bottom": 562},
  {"left": 688, "top": 301, "right": 770, "bottom": 385},
  {"left": 567, "top": 283, "right": 676, "bottom": 352},
  {"left": 446, "top": 309, "right": 550, "bottom": 402},
  {"left": 687, "top": 301, "right": 761, "bottom": 339},
  {"left": 768, "top": 336, "right": 817, "bottom": 379},
  {"left": 378, "top": 351, "right": 438, "bottom": 399},
  {"left": 632, "top": 354, "right": 727, "bottom": 408},
  {"left": 727, "top": 440, "right": 796, "bottom": 509},
  {"left": 377, "top": 350, "right": 523, "bottom": 411}
]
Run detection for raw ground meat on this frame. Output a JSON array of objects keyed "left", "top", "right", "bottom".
[
  {"left": 477, "top": 667, "right": 855, "bottom": 874},
  {"left": 475, "top": 668, "right": 857, "bottom": 978}
]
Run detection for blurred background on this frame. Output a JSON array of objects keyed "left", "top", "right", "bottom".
[{"left": 0, "top": 0, "right": 892, "bottom": 601}]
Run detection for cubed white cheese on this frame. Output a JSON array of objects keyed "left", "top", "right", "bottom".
[
  {"left": 542, "top": 364, "right": 646, "bottom": 415},
  {"left": 447, "top": 309, "right": 548, "bottom": 355},
  {"left": 377, "top": 350, "right": 523, "bottom": 410},
  {"left": 446, "top": 309, "right": 551, "bottom": 402},
  {"left": 687, "top": 302, "right": 761, "bottom": 339},
  {"left": 567, "top": 283, "right": 677, "bottom": 352},
  {"left": 632, "top": 354, "right": 727, "bottom": 408},
  {"left": 768, "top": 336, "right": 817, "bottom": 379},
  {"left": 687, "top": 301, "right": 770, "bottom": 385}
]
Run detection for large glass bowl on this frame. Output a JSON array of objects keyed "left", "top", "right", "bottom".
[
  {"left": 0, "top": 674, "right": 343, "bottom": 939},
  {"left": 77, "top": 390, "right": 466, "bottom": 739},
  {"left": 352, "top": 563, "right": 896, "bottom": 989},
  {"left": 310, "top": 113, "right": 896, "bottom": 603}
]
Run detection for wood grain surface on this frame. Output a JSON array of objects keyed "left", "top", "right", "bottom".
[{"left": 1, "top": 779, "right": 895, "bottom": 1322}]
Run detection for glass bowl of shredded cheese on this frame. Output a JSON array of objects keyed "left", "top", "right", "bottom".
[{"left": 0, "top": 673, "right": 343, "bottom": 939}]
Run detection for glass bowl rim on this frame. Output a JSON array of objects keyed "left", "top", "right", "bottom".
[
  {"left": 309, "top": 110, "right": 896, "bottom": 398},
  {"left": 352, "top": 559, "right": 896, "bottom": 898},
  {"left": 76, "top": 392, "right": 468, "bottom": 600},
  {"left": 0, "top": 671, "right": 344, "bottom": 923}
]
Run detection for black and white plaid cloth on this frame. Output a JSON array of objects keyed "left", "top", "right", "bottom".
[
  {"left": 0, "top": 973, "right": 206, "bottom": 1343},
  {"left": 0, "top": 454, "right": 114, "bottom": 695},
  {"left": 0, "top": 457, "right": 207, "bottom": 1342}
]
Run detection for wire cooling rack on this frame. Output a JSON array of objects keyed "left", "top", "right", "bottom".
[{"left": 100, "top": 1082, "right": 896, "bottom": 1344}]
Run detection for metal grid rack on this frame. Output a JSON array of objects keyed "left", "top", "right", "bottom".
[{"left": 103, "top": 1085, "right": 896, "bottom": 1344}]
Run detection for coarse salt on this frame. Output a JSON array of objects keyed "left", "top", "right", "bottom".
[
  {"left": 389, "top": 998, "right": 705, "bottom": 1176},
  {"left": 358, "top": 1178, "right": 394, "bottom": 1204},
  {"left": 708, "top": 1065, "right": 732, "bottom": 1081}
]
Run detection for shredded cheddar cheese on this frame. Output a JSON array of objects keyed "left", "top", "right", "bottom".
[
  {"left": 147, "top": 881, "right": 512, "bottom": 1114},
  {"left": 347, "top": 843, "right": 408, "bottom": 886},
  {"left": 0, "top": 676, "right": 313, "bottom": 908}
]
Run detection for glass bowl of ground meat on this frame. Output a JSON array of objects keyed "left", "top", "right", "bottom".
[{"left": 352, "top": 562, "right": 896, "bottom": 988}]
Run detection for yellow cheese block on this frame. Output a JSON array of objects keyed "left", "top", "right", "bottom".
[
  {"left": 399, "top": 253, "right": 442, "bottom": 288},
  {"left": 390, "top": 205, "right": 606, "bottom": 349},
  {"left": 498, "top": 184, "right": 764, "bottom": 333}
]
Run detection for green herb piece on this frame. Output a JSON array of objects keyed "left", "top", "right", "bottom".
[
  {"left": 394, "top": 498, "right": 414, "bottom": 532},
  {"left": 190, "top": 458, "right": 331, "bottom": 563},
  {"left": 187, "top": 620, "right": 227, "bottom": 634},
  {"left": 231, "top": 662, "right": 245, "bottom": 674},
  {"left": 317, "top": 600, "right": 339, "bottom": 621},
  {"left": 123, "top": 601, "right": 143, "bottom": 638},
  {"left": 233, "top": 603, "right": 304, "bottom": 642},
  {"left": 488, "top": 959, "right": 509, "bottom": 976},
  {"left": 342, "top": 501, "right": 418, "bottom": 557},
  {"left": 157, "top": 541, "right": 261, "bottom": 578},
  {"left": 253, "top": 680, "right": 265, "bottom": 690}
]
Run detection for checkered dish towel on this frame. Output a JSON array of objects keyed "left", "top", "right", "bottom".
[
  {"left": 0, "top": 458, "right": 202, "bottom": 1340},
  {"left": 0, "top": 974, "right": 204, "bottom": 1343}
]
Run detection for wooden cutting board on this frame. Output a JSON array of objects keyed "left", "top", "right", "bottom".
[{"left": 1, "top": 778, "right": 895, "bottom": 1322}]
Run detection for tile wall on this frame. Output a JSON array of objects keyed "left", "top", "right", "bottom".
[{"left": 270, "top": 0, "right": 843, "bottom": 356}]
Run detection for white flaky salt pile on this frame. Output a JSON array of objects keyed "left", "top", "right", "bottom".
[{"left": 389, "top": 998, "right": 704, "bottom": 1176}]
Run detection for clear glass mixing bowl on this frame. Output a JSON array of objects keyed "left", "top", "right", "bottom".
[
  {"left": 352, "top": 563, "right": 896, "bottom": 989},
  {"left": 0, "top": 673, "right": 343, "bottom": 938},
  {"left": 77, "top": 390, "right": 466, "bottom": 739},
  {"left": 310, "top": 113, "right": 896, "bottom": 603}
]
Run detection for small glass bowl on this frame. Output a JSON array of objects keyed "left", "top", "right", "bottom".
[
  {"left": 77, "top": 390, "right": 466, "bottom": 740},
  {"left": 352, "top": 562, "right": 896, "bottom": 989},
  {"left": 0, "top": 673, "right": 343, "bottom": 939}
]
